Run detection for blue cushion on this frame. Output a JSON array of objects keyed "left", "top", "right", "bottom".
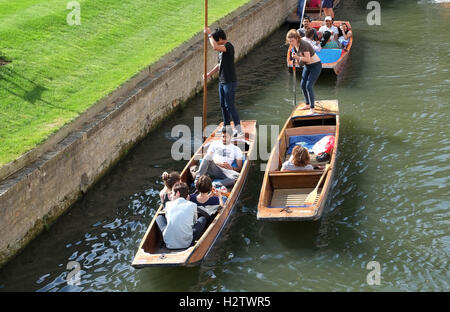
[
  {"left": 287, "top": 134, "right": 332, "bottom": 155},
  {"left": 317, "top": 49, "right": 343, "bottom": 64},
  {"left": 232, "top": 154, "right": 245, "bottom": 169}
]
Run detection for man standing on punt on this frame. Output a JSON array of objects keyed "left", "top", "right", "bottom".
[{"left": 204, "top": 27, "right": 243, "bottom": 138}]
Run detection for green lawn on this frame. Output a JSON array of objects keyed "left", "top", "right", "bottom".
[{"left": 0, "top": 0, "right": 250, "bottom": 167}]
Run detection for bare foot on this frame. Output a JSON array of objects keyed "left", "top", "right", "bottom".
[{"left": 299, "top": 104, "right": 310, "bottom": 110}]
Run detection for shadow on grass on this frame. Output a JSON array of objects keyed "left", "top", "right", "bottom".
[{"left": 0, "top": 66, "right": 79, "bottom": 113}]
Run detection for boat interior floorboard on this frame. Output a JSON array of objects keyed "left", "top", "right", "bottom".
[{"left": 270, "top": 188, "right": 322, "bottom": 207}]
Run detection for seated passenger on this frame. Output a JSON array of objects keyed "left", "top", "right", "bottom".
[
  {"left": 337, "top": 22, "right": 352, "bottom": 48},
  {"left": 318, "top": 16, "right": 339, "bottom": 41},
  {"left": 321, "top": 31, "right": 339, "bottom": 49},
  {"left": 156, "top": 182, "right": 207, "bottom": 249},
  {"left": 304, "top": 28, "right": 321, "bottom": 53},
  {"left": 298, "top": 16, "right": 319, "bottom": 42},
  {"left": 281, "top": 145, "right": 314, "bottom": 171},
  {"left": 159, "top": 171, "right": 181, "bottom": 205},
  {"left": 190, "top": 175, "right": 224, "bottom": 222},
  {"left": 193, "top": 127, "right": 243, "bottom": 187}
]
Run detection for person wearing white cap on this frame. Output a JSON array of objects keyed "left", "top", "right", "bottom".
[{"left": 318, "top": 16, "right": 339, "bottom": 41}]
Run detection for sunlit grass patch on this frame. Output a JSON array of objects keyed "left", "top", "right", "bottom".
[{"left": 0, "top": 0, "right": 250, "bottom": 167}]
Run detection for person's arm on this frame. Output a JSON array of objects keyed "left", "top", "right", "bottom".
[
  {"left": 313, "top": 41, "right": 321, "bottom": 52},
  {"left": 333, "top": 27, "right": 338, "bottom": 41},
  {"left": 160, "top": 186, "right": 167, "bottom": 202},
  {"left": 212, "top": 189, "right": 224, "bottom": 207},
  {"left": 218, "top": 194, "right": 224, "bottom": 207},
  {"left": 234, "top": 159, "right": 243, "bottom": 172},
  {"left": 205, "top": 63, "right": 219, "bottom": 79},
  {"left": 294, "top": 50, "right": 311, "bottom": 64},
  {"left": 193, "top": 205, "right": 198, "bottom": 223},
  {"left": 204, "top": 27, "right": 227, "bottom": 52},
  {"left": 345, "top": 30, "right": 353, "bottom": 40},
  {"left": 233, "top": 147, "right": 243, "bottom": 172},
  {"left": 216, "top": 158, "right": 242, "bottom": 172},
  {"left": 317, "top": 26, "right": 324, "bottom": 39}
]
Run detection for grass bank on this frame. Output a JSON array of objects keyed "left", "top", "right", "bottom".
[{"left": 0, "top": 0, "right": 251, "bottom": 167}]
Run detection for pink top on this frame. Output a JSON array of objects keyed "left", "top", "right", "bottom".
[{"left": 309, "top": 0, "right": 321, "bottom": 7}]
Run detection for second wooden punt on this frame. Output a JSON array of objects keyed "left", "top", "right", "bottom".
[
  {"left": 286, "top": 20, "right": 353, "bottom": 75},
  {"left": 257, "top": 100, "right": 339, "bottom": 221}
]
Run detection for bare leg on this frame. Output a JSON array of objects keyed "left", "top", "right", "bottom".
[{"left": 299, "top": 104, "right": 310, "bottom": 110}]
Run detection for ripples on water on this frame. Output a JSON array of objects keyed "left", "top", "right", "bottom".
[{"left": 0, "top": 0, "right": 449, "bottom": 291}]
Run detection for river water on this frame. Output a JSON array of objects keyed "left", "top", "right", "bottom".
[{"left": 0, "top": 0, "right": 449, "bottom": 292}]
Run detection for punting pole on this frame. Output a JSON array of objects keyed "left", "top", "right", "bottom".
[
  {"left": 299, "top": 0, "right": 307, "bottom": 25},
  {"left": 203, "top": 0, "right": 208, "bottom": 143},
  {"left": 292, "top": 48, "right": 297, "bottom": 107}
]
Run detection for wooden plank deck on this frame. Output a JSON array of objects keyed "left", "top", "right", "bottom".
[{"left": 270, "top": 188, "right": 322, "bottom": 207}]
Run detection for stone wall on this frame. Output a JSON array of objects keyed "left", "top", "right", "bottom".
[{"left": 0, "top": 0, "right": 297, "bottom": 268}]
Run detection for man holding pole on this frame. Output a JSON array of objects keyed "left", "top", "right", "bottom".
[{"left": 204, "top": 27, "right": 243, "bottom": 138}]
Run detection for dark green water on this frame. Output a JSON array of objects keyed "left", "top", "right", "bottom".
[{"left": 0, "top": 0, "right": 449, "bottom": 291}]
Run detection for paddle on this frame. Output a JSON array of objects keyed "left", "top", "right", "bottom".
[
  {"left": 304, "top": 164, "right": 331, "bottom": 205},
  {"left": 319, "top": 0, "right": 323, "bottom": 19},
  {"left": 291, "top": 47, "right": 297, "bottom": 107}
]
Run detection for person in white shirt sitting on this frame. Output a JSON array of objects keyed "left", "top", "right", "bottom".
[
  {"left": 156, "top": 182, "right": 207, "bottom": 249},
  {"left": 318, "top": 16, "right": 339, "bottom": 41},
  {"left": 194, "top": 126, "right": 243, "bottom": 187}
]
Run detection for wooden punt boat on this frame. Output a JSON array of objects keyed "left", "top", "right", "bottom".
[
  {"left": 257, "top": 100, "right": 338, "bottom": 221},
  {"left": 286, "top": 20, "right": 352, "bottom": 75},
  {"left": 286, "top": 0, "right": 342, "bottom": 28},
  {"left": 132, "top": 121, "right": 256, "bottom": 268}
]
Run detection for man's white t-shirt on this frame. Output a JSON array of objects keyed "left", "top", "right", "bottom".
[
  {"left": 207, "top": 140, "right": 243, "bottom": 166},
  {"left": 319, "top": 25, "right": 339, "bottom": 40}
]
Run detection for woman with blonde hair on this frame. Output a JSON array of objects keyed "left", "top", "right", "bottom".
[
  {"left": 286, "top": 29, "right": 322, "bottom": 115},
  {"left": 281, "top": 145, "right": 314, "bottom": 171}
]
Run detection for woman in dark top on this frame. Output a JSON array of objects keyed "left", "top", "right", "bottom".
[
  {"left": 190, "top": 175, "right": 224, "bottom": 222},
  {"left": 286, "top": 29, "right": 322, "bottom": 115}
]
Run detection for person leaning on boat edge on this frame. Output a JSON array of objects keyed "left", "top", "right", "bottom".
[
  {"left": 192, "top": 127, "right": 243, "bottom": 188},
  {"left": 203, "top": 27, "right": 243, "bottom": 138},
  {"left": 286, "top": 29, "right": 322, "bottom": 115}
]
